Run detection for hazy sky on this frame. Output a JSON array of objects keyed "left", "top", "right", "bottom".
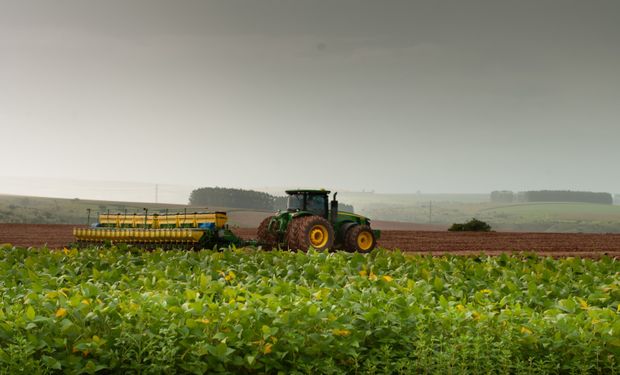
[{"left": 1, "top": 0, "right": 619, "bottom": 196}]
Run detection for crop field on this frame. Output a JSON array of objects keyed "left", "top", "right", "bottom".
[{"left": 0, "top": 245, "right": 618, "bottom": 374}]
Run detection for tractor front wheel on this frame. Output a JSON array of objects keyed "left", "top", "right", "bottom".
[
  {"left": 344, "top": 225, "right": 376, "bottom": 253},
  {"left": 286, "top": 215, "right": 334, "bottom": 252},
  {"left": 257, "top": 216, "right": 279, "bottom": 249}
]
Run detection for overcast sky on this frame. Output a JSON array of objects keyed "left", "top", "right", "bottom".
[{"left": 1, "top": 0, "right": 619, "bottom": 196}]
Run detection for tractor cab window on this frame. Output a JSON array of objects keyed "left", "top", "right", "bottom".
[
  {"left": 287, "top": 194, "right": 304, "bottom": 211},
  {"left": 306, "top": 195, "right": 327, "bottom": 217}
]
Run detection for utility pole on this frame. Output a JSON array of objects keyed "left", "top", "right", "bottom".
[
  {"left": 155, "top": 184, "right": 159, "bottom": 203},
  {"left": 429, "top": 201, "right": 432, "bottom": 223}
]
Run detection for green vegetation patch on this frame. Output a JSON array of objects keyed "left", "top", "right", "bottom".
[
  {"left": 448, "top": 218, "right": 492, "bottom": 232},
  {"left": 0, "top": 246, "right": 618, "bottom": 374}
]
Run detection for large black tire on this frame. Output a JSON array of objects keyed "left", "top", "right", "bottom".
[
  {"left": 344, "top": 225, "right": 376, "bottom": 253},
  {"left": 286, "top": 215, "right": 334, "bottom": 252},
  {"left": 257, "top": 216, "right": 279, "bottom": 249}
]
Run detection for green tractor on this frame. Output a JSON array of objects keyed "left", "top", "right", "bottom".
[{"left": 257, "top": 189, "right": 380, "bottom": 253}]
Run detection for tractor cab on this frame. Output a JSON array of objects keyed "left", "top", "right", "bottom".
[{"left": 285, "top": 189, "right": 330, "bottom": 218}]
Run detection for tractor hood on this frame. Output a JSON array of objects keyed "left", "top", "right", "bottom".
[{"left": 337, "top": 211, "right": 371, "bottom": 225}]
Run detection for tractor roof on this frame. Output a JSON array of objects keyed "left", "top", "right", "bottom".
[{"left": 285, "top": 189, "right": 330, "bottom": 196}]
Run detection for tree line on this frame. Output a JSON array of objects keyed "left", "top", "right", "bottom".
[
  {"left": 189, "top": 187, "right": 354, "bottom": 212},
  {"left": 490, "top": 190, "right": 613, "bottom": 205},
  {"left": 189, "top": 187, "right": 275, "bottom": 210}
]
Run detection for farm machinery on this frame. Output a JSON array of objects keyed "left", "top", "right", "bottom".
[
  {"left": 73, "top": 189, "right": 380, "bottom": 252},
  {"left": 73, "top": 211, "right": 243, "bottom": 250},
  {"left": 257, "top": 189, "right": 379, "bottom": 253}
]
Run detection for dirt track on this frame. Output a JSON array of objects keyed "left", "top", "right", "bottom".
[{"left": 3, "top": 224, "right": 618, "bottom": 258}]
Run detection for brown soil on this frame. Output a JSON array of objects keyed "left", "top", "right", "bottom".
[
  {"left": 376, "top": 230, "right": 620, "bottom": 258},
  {"left": 371, "top": 221, "right": 448, "bottom": 231},
  {"left": 0, "top": 224, "right": 83, "bottom": 249},
  {"left": 1, "top": 224, "right": 619, "bottom": 258}
]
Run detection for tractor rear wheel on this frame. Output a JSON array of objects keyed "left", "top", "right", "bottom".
[
  {"left": 344, "top": 225, "right": 376, "bottom": 253},
  {"left": 257, "top": 216, "right": 278, "bottom": 249},
  {"left": 286, "top": 215, "right": 334, "bottom": 252}
]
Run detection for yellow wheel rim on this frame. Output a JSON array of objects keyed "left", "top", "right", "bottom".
[
  {"left": 357, "top": 231, "right": 373, "bottom": 251},
  {"left": 309, "top": 224, "right": 329, "bottom": 248}
]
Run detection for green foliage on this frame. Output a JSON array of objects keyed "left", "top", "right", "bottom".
[
  {"left": 0, "top": 245, "right": 618, "bottom": 373},
  {"left": 449, "top": 218, "right": 492, "bottom": 232}
]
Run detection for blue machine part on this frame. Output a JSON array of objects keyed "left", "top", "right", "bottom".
[{"left": 199, "top": 222, "right": 216, "bottom": 230}]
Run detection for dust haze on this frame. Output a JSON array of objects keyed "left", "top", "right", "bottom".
[{"left": 1, "top": 0, "right": 619, "bottom": 199}]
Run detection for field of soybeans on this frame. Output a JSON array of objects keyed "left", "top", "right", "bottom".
[{"left": 0, "top": 245, "right": 618, "bottom": 374}]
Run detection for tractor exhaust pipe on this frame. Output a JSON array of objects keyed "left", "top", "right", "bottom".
[{"left": 330, "top": 192, "right": 338, "bottom": 224}]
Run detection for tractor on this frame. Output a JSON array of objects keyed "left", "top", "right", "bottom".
[{"left": 257, "top": 189, "right": 379, "bottom": 252}]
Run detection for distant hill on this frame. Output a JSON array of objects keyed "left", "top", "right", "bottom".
[
  {"left": 0, "top": 194, "right": 193, "bottom": 225},
  {"left": 2, "top": 192, "right": 619, "bottom": 233},
  {"left": 0, "top": 194, "right": 426, "bottom": 230}
]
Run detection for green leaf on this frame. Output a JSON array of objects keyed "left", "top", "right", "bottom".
[
  {"left": 42, "top": 355, "right": 62, "bottom": 370},
  {"left": 261, "top": 325, "right": 271, "bottom": 337},
  {"left": 558, "top": 299, "right": 576, "bottom": 313},
  {"left": 420, "top": 268, "right": 431, "bottom": 281},
  {"left": 210, "top": 342, "right": 234, "bottom": 359},
  {"left": 25, "top": 305, "right": 35, "bottom": 320},
  {"left": 433, "top": 277, "right": 444, "bottom": 291},
  {"left": 200, "top": 273, "right": 208, "bottom": 289},
  {"left": 308, "top": 305, "right": 318, "bottom": 317},
  {"left": 439, "top": 295, "right": 448, "bottom": 309},
  {"left": 184, "top": 289, "right": 198, "bottom": 301}
]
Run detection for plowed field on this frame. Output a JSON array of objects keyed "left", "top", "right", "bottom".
[{"left": 2, "top": 224, "right": 618, "bottom": 257}]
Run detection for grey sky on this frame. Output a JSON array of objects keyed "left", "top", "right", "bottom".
[{"left": 1, "top": 0, "right": 619, "bottom": 196}]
